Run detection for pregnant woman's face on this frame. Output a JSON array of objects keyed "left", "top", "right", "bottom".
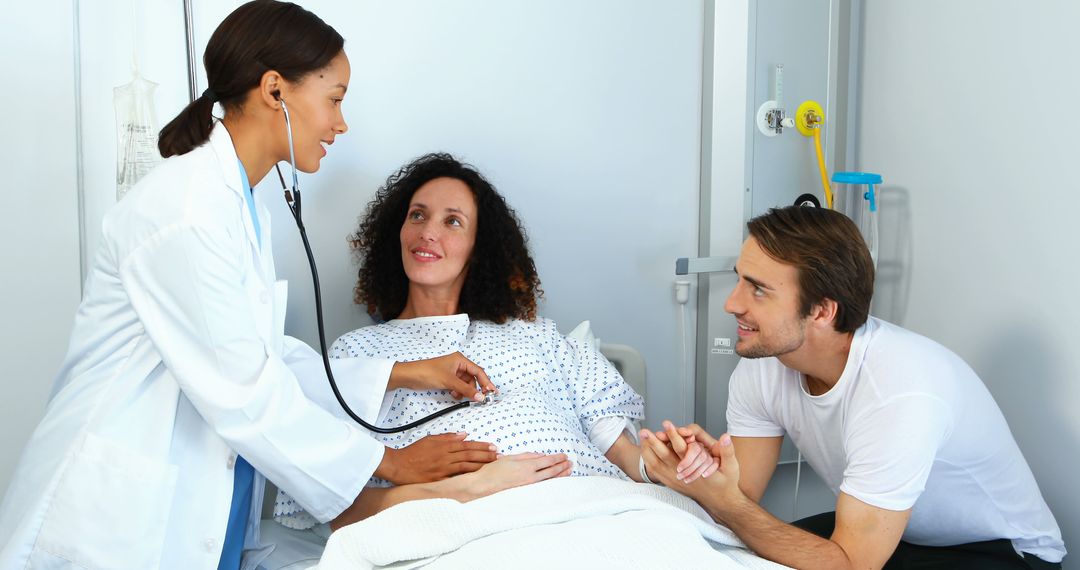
[{"left": 400, "top": 177, "right": 478, "bottom": 294}]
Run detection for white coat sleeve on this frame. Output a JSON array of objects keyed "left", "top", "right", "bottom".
[
  {"left": 281, "top": 335, "right": 393, "bottom": 424},
  {"left": 118, "top": 222, "right": 383, "bottom": 523}
]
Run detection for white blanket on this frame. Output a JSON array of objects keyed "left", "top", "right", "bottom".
[{"left": 314, "top": 477, "right": 791, "bottom": 570}]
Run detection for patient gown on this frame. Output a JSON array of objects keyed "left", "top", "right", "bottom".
[{"left": 274, "top": 314, "right": 645, "bottom": 529}]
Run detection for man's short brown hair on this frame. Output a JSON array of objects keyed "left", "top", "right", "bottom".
[{"left": 747, "top": 206, "right": 874, "bottom": 333}]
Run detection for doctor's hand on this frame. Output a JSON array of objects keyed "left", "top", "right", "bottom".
[
  {"left": 389, "top": 352, "right": 497, "bottom": 402},
  {"left": 374, "top": 432, "right": 498, "bottom": 485}
]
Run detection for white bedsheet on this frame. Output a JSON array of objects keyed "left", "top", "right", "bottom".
[{"left": 313, "top": 476, "right": 791, "bottom": 570}]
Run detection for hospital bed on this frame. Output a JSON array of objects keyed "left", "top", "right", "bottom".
[
  {"left": 256, "top": 329, "right": 648, "bottom": 570},
  {"left": 258, "top": 478, "right": 790, "bottom": 570},
  {"left": 254, "top": 326, "right": 787, "bottom": 569}
]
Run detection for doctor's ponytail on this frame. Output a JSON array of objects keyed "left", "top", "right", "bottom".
[
  {"left": 158, "top": 93, "right": 216, "bottom": 158},
  {"left": 157, "top": 0, "right": 344, "bottom": 158}
]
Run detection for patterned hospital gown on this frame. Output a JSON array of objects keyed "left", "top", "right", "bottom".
[{"left": 273, "top": 314, "right": 645, "bottom": 529}]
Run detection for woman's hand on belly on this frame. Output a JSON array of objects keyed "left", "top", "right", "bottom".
[
  {"left": 374, "top": 432, "right": 497, "bottom": 484},
  {"left": 453, "top": 452, "right": 572, "bottom": 500},
  {"left": 331, "top": 451, "right": 571, "bottom": 530}
]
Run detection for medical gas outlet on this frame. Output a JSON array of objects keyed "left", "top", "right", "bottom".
[
  {"left": 793, "top": 100, "right": 834, "bottom": 208},
  {"left": 795, "top": 100, "right": 824, "bottom": 136},
  {"left": 756, "top": 64, "right": 797, "bottom": 136}
]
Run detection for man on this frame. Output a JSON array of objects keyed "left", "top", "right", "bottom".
[{"left": 640, "top": 206, "right": 1065, "bottom": 569}]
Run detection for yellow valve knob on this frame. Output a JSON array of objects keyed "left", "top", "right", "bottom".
[{"left": 796, "top": 100, "right": 825, "bottom": 137}]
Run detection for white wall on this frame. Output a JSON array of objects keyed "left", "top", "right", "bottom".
[
  {"left": 0, "top": 0, "right": 82, "bottom": 495},
  {"left": 858, "top": 1, "right": 1079, "bottom": 564}
]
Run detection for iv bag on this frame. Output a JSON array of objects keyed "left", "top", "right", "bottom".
[{"left": 114, "top": 74, "right": 162, "bottom": 200}]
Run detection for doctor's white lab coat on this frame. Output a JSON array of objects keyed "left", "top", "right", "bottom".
[{"left": 0, "top": 124, "right": 391, "bottom": 569}]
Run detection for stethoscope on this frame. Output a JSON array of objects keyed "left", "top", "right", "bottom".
[{"left": 271, "top": 95, "right": 480, "bottom": 434}]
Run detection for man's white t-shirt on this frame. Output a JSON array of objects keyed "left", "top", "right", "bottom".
[{"left": 727, "top": 317, "right": 1065, "bottom": 563}]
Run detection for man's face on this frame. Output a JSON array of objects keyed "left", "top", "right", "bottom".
[{"left": 723, "top": 237, "right": 811, "bottom": 358}]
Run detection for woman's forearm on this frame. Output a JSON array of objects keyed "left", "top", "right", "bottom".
[
  {"left": 605, "top": 433, "right": 645, "bottom": 482},
  {"left": 330, "top": 452, "right": 574, "bottom": 530},
  {"left": 330, "top": 478, "right": 473, "bottom": 531}
]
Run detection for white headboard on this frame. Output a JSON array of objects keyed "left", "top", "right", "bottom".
[
  {"left": 566, "top": 320, "right": 648, "bottom": 420},
  {"left": 598, "top": 342, "right": 647, "bottom": 408}
]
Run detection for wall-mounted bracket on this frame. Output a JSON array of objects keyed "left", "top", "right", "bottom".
[{"left": 676, "top": 255, "right": 739, "bottom": 276}]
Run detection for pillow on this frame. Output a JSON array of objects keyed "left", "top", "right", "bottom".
[
  {"left": 566, "top": 320, "right": 598, "bottom": 347},
  {"left": 566, "top": 320, "right": 647, "bottom": 415}
]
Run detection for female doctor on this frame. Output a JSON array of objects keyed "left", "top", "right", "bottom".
[{"left": 0, "top": 1, "right": 569, "bottom": 568}]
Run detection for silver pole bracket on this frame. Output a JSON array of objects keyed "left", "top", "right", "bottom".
[{"left": 675, "top": 256, "right": 738, "bottom": 276}]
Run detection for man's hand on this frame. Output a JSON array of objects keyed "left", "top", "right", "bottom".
[
  {"left": 646, "top": 423, "right": 910, "bottom": 570},
  {"left": 649, "top": 421, "right": 718, "bottom": 484},
  {"left": 389, "top": 352, "right": 497, "bottom": 402},
  {"left": 640, "top": 426, "right": 743, "bottom": 514},
  {"left": 655, "top": 422, "right": 781, "bottom": 503},
  {"left": 375, "top": 432, "right": 497, "bottom": 485},
  {"left": 655, "top": 422, "right": 719, "bottom": 449}
]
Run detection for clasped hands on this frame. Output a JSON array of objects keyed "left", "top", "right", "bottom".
[{"left": 639, "top": 421, "right": 743, "bottom": 503}]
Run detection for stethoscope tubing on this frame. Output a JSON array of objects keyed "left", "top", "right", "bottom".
[{"left": 274, "top": 98, "right": 470, "bottom": 434}]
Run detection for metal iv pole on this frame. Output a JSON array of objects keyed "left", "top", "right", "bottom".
[{"left": 182, "top": 0, "right": 198, "bottom": 104}]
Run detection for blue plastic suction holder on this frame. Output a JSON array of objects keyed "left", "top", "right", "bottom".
[
  {"left": 832, "top": 171, "right": 882, "bottom": 212},
  {"left": 831, "top": 171, "right": 882, "bottom": 185}
]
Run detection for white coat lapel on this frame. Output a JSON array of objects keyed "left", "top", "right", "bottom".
[{"left": 207, "top": 123, "right": 263, "bottom": 260}]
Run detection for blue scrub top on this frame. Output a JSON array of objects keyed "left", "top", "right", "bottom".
[{"left": 219, "top": 160, "right": 260, "bottom": 570}]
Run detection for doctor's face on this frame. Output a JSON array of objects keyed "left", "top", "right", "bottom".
[
  {"left": 724, "top": 237, "right": 810, "bottom": 359},
  {"left": 400, "top": 178, "right": 478, "bottom": 296},
  {"left": 279, "top": 51, "right": 350, "bottom": 173}
]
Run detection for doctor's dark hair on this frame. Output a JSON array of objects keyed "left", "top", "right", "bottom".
[
  {"left": 746, "top": 206, "right": 874, "bottom": 333},
  {"left": 349, "top": 153, "right": 542, "bottom": 323},
  {"left": 158, "top": 0, "right": 343, "bottom": 158}
]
